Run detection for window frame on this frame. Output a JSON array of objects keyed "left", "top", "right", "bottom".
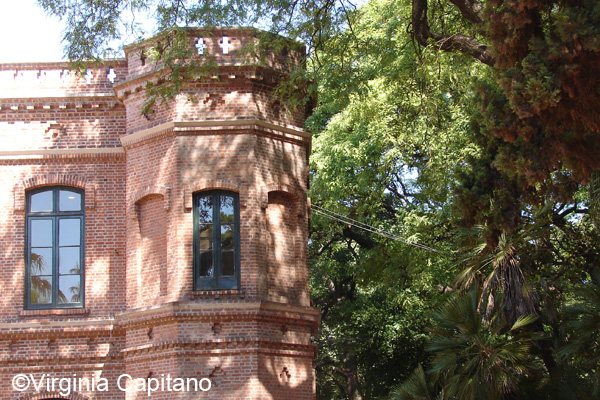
[
  {"left": 193, "top": 190, "right": 240, "bottom": 291},
  {"left": 25, "top": 186, "right": 85, "bottom": 309}
]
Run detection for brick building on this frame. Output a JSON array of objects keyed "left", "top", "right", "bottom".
[{"left": 0, "top": 28, "right": 319, "bottom": 400}]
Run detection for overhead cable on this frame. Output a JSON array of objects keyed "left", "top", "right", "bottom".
[{"left": 312, "top": 204, "right": 444, "bottom": 254}]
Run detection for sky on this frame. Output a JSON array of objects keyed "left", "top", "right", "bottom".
[{"left": 0, "top": 0, "right": 65, "bottom": 62}]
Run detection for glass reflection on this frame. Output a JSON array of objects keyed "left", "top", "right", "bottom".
[
  {"left": 30, "top": 248, "right": 52, "bottom": 275},
  {"left": 220, "top": 195, "right": 234, "bottom": 223},
  {"left": 221, "top": 251, "right": 235, "bottom": 276},
  {"left": 31, "top": 219, "right": 52, "bottom": 247},
  {"left": 197, "top": 196, "right": 213, "bottom": 223},
  {"left": 27, "top": 187, "right": 84, "bottom": 306},
  {"left": 221, "top": 225, "right": 234, "bottom": 249},
  {"left": 31, "top": 276, "right": 52, "bottom": 304},
  {"left": 30, "top": 191, "right": 53, "bottom": 212},
  {"left": 59, "top": 219, "right": 81, "bottom": 246},
  {"left": 199, "top": 252, "right": 213, "bottom": 277},
  {"left": 59, "top": 247, "right": 80, "bottom": 274},
  {"left": 198, "top": 225, "right": 213, "bottom": 250},
  {"left": 59, "top": 190, "right": 82, "bottom": 211},
  {"left": 58, "top": 275, "right": 80, "bottom": 303}
]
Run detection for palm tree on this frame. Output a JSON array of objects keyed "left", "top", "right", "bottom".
[
  {"left": 426, "top": 287, "right": 539, "bottom": 400},
  {"left": 454, "top": 228, "right": 538, "bottom": 327},
  {"left": 30, "top": 252, "right": 52, "bottom": 304},
  {"left": 455, "top": 224, "right": 564, "bottom": 384},
  {"left": 389, "top": 364, "right": 442, "bottom": 400}
]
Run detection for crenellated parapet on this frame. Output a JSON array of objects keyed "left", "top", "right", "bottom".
[
  {"left": 0, "top": 61, "right": 127, "bottom": 98},
  {"left": 123, "top": 27, "right": 305, "bottom": 79}
]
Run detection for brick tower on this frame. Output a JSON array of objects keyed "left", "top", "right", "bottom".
[{"left": 0, "top": 28, "right": 318, "bottom": 399}]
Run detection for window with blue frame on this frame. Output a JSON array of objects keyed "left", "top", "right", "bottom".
[{"left": 25, "top": 187, "right": 84, "bottom": 308}]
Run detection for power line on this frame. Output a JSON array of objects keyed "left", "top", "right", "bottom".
[{"left": 312, "top": 204, "right": 444, "bottom": 254}]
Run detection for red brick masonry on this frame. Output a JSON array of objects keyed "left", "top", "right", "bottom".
[{"left": 0, "top": 28, "right": 319, "bottom": 400}]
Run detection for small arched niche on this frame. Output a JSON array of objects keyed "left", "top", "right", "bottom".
[{"left": 265, "top": 190, "right": 305, "bottom": 305}]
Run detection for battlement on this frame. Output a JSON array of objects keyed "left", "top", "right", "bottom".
[
  {"left": 0, "top": 61, "right": 127, "bottom": 98},
  {"left": 0, "top": 27, "right": 301, "bottom": 100},
  {"left": 123, "top": 27, "right": 305, "bottom": 80}
]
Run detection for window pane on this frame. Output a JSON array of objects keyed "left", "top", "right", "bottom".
[
  {"left": 221, "top": 224, "right": 234, "bottom": 249},
  {"left": 30, "top": 190, "right": 53, "bottom": 212},
  {"left": 197, "top": 196, "right": 213, "bottom": 223},
  {"left": 220, "top": 195, "right": 234, "bottom": 223},
  {"left": 59, "top": 190, "right": 82, "bottom": 211},
  {"left": 199, "top": 251, "right": 213, "bottom": 277},
  {"left": 26, "top": 187, "right": 85, "bottom": 307},
  {"left": 198, "top": 224, "right": 213, "bottom": 250},
  {"left": 59, "top": 218, "right": 81, "bottom": 246},
  {"left": 30, "top": 248, "right": 52, "bottom": 275},
  {"left": 31, "top": 276, "right": 52, "bottom": 304},
  {"left": 221, "top": 250, "right": 235, "bottom": 276},
  {"left": 59, "top": 247, "right": 81, "bottom": 274},
  {"left": 194, "top": 192, "right": 238, "bottom": 290},
  {"left": 31, "top": 219, "right": 53, "bottom": 247},
  {"left": 58, "top": 275, "right": 81, "bottom": 304}
]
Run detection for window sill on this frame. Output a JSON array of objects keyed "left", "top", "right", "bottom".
[
  {"left": 19, "top": 308, "right": 90, "bottom": 317},
  {"left": 190, "top": 290, "right": 245, "bottom": 299}
]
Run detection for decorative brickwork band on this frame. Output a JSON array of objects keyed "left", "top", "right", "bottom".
[
  {"left": 14, "top": 174, "right": 96, "bottom": 211},
  {"left": 130, "top": 185, "right": 172, "bottom": 220},
  {"left": 16, "top": 391, "right": 90, "bottom": 400}
]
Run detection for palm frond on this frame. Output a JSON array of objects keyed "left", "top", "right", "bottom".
[{"left": 389, "top": 364, "right": 433, "bottom": 400}]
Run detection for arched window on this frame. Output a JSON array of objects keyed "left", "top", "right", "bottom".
[
  {"left": 26, "top": 187, "right": 84, "bottom": 308},
  {"left": 193, "top": 191, "right": 240, "bottom": 290}
]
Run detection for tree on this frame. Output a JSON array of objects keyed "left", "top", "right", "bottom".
[
  {"left": 426, "top": 288, "right": 539, "bottom": 400},
  {"left": 305, "top": 0, "right": 491, "bottom": 397},
  {"left": 391, "top": 287, "right": 543, "bottom": 400},
  {"left": 303, "top": 0, "right": 600, "bottom": 397}
]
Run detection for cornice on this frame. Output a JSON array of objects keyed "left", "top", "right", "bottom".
[
  {"left": 0, "top": 148, "right": 125, "bottom": 159},
  {"left": 121, "top": 337, "right": 317, "bottom": 359},
  {"left": 0, "top": 319, "right": 117, "bottom": 331},
  {"left": 0, "top": 94, "right": 119, "bottom": 101},
  {"left": 116, "top": 299, "right": 320, "bottom": 326},
  {"left": 120, "top": 119, "right": 310, "bottom": 147}
]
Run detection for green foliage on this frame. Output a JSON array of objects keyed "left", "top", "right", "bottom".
[
  {"left": 590, "top": 171, "right": 600, "bottom": 228},
  {"left": 37, "top": 0, "right": 352, "bottom": 60},
  {"left": 559, "top": 270, "right": 600, "bottom": 397},
  {"left": 427, "top": 288, "right": 540, "bottom": 400},
  {"left": 313, "top": 284, "right": 433, "bottom": 399},
  {"left": 389, "top": 364, "right": 441, "bottom": 400},
  {"left": 458, "top": 0, "right": 600, "bottom": 237},
  {"left": 307, "top": 0, "right": 486, "bottom": 398},
  {"left": 307, "top": 0, "right": 600, "bottom": 397}
]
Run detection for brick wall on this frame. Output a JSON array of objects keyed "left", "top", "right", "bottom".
[{"left": 0, "top": 27, "right": 318, "bottom": 400}]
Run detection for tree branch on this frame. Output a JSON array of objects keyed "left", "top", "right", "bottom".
[
  {"left": 324, "top": 369, "right": 348, "bottom": 395},
  {"left": 342, "top": 227, "right": 377, "bottom": 249},
  {"left": 447, "top": 0, "right": 483, "bottom": 24},
  {"left": 411, "top": 0, "right": 493, "bottom": 66}
]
